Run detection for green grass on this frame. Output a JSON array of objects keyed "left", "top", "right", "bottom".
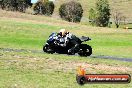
[
  {"left": 0, "top": 19, "right": 59, "bottom": 49},
  {"left": 0, "top": 19, "right": 132, "bottom": 58},
  {"left": 0, "top": 51, "right": 132, "bottom": 88},
  {"left": 0, "top": 11, "right": 132, "bottom": 88}
]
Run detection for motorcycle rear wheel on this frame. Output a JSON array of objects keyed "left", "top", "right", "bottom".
[{"left": 78, "top": 44, "right": 92, "bottom": 57}]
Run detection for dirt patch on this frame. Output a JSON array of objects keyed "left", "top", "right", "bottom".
[
  {"left": 5, "top": 54, "right": 132, "bottom": 74},
  {"left": 55, "top": 61, "right": 132, "bottom": 73},
  {"left": 1, "top": 48, "right": 132, "bottom": 73}
]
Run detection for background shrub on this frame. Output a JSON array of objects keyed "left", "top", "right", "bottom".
[
  {"left": 45, "top": 1, "right": 54, "bottom": 16},
  {"left": 1, "top": 0, "right": 31, "bottom": 12},
  {"left": 59, "top": 1, "right": 83, "bottom": 23},
  {"left": 89, "top": 8, "right": 96, "bottom": 26},
  {"left": 88, "top": 0, "right": 110, "bottom": 27},
  {"left": 33, "top": 1, "right": 45, "bottom": 15},
  {"left": 95, "top": 0, "right": 110, "bottom": 27},
  {"left": 33, "top": 0, "right": 54, "bottom": 16}
]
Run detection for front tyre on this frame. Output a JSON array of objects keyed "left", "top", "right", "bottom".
[
  {"left": 78, "top": 44, "right": 92, "bottom": 57},
  {"left": 43, "top": 44, "right": 54, "bottom": 54}
]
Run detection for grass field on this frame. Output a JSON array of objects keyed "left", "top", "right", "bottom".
[
  {"left": 0, "top": 51, "right": 132, "bottom": 88},
  {"left": 0, "top": 10, "right": 132, "bottom": 88},
  {"left": 0, "top": 16, "right": 132, "bottom": 58}
]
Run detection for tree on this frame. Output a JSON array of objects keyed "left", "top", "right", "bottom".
[
  {"left": 17, "top": 0, "right": 28, "bottom": 12},
  {"left": 0, "top": 0, "right": 3, "bottom": 8},
  {"left": 26, "top": 0, "right": 32, "bottom": 6},
  {"left": 89, "top": 8, "right": 96, "bottom": 26},
  {"left": 1, "top": 0, "right": 17, "bottom": 11},
  {"left": 1, "top": 0, "right": 31, "bottom": 12},
  {"left": 59, "top": 1, "right": 83, "bottom": 23},
  {"left": 33, "top": 0, "right": 54, "bottom": 16},
  {"left": 113, "top": 11, "right": 122, "bottom": 28},
  {"left": 45, "top": 1, "right": 54, "bottom": 16},
  {"left": 113, "top": 10, "right": 126, "bottom": 28},
  {"left": 33, "top": 1, "right": 45, "bottom": 14},
  {"left": 95, "top": 0, "right": 110, "bottom": 27}
]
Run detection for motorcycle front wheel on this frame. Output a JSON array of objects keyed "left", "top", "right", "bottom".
[{"left": 43, "top": 44, "right": 55, "bottom": 54}]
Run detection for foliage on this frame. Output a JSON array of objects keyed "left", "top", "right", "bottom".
[
  {"left": 33, "top": 1, "right": 45, "bottom": 15},
  {"left": 0, "top": 0, "right": 32, "bottom": 12},
  {"left": 33, "top": 0, "right": 54, "bottom": 16},
  {"left": 95, "top": 0, "right": 110, "bottom": 27},
  {"left": 45, "top": 1, "right": 54, "bottom": 16},
  {"left": 113, "top": 10, "right": 126, "bottom": 28},
  {"left": 89, "top": 8, "right": 96, "bottom": 26},
  {"left": 89, "top": 0, "right": 110, "bottom": 27},
  {"left": 1, "top": 0, "right": 17, "bottom": 11},
  {"left": 59, "top": 1, "right": 83, "bottom": 22}
]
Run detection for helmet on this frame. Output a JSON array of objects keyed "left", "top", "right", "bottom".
[{"left": 59, "top": 29, "right": 67, "bottom": 36}]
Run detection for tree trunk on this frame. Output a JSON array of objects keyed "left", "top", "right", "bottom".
[{"left": 116, "top": 24, "right": 119, "bottom": 28}]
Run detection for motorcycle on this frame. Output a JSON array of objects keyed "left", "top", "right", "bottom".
[{"left": 43, "top": 33, "right": 92, "bottom": 56}]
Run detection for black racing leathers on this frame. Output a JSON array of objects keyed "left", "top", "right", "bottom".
[
  {"left": 56, "top": 32, "right": 81, "bottom": 54},
  {"left": 65, "top": 33, "right": 81, "bottom": 54}
]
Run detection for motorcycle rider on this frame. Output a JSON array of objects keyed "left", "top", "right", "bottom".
[
  {"left": 58, "top": 29, "right": 80, "bottom": 54},
  {"left": 56, "top": 29, "right": 68, "bottom": 47}
]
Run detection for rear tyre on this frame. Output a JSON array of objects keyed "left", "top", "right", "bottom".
[
  {"left": 78, "top": 44, "right": 92, "bottom": 57},
  {"left": 43, "top": 44, "right": 54, "bottom": 54}
]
